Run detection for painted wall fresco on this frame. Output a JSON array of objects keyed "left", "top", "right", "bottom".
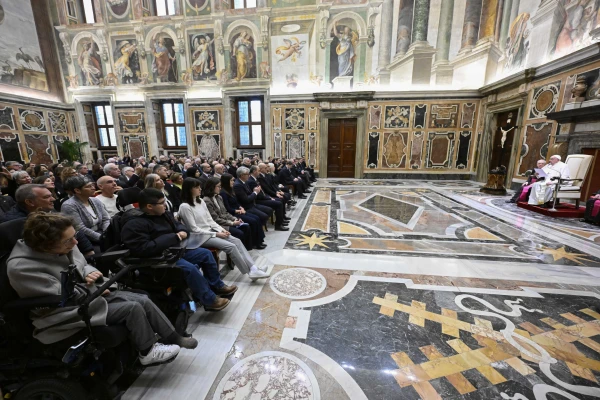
[
  {"left": 271, "top": 0, "right": 315, "bottom": 7},
  {"left": 271, "top": 34, "right": 309, "bottom": 89},
  {"left": 0, "top": 0, "right": 47, "bottom": 91},
  {"left": 184, "top": 0, "right": 211, "bottom": 16},
  {"left": 105, "top": 0, "right": 133, "bottom": 22},
  {"left": 190, "top": 33, "right": 216, "bottom": 81},
  {"left": 77, "top": 40, "right": 103, "bottom": 86},
  {"left": 364, "top": 100, "right": 480, "bottom": 172},
  {"left": 550, "top": 0, "right": 599, "bottom": 59},
  {"left": 329, "top": 19, "right": 359, "bottom": 84},
  {"left": 229, "top": 31, "right": 257, "bottom": 81},
  {"left": 0, "top": 101, "right": 76, "bottom": 164},
  {"left": 113, "top": 38, "right": 141, "bottom": 84},
  {"left": 150, "top": 34, "right": 178, "bottom": 83}
]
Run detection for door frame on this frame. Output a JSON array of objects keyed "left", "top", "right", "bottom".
[{"left": 319, "top": 109, "right": 366, "bottom": 179}]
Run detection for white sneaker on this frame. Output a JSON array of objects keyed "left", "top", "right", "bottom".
[
  {"left": 248, "top": 270, "right": 270, "bottom": 280},
  {"left": 258, "top": 264, "right": 268, "bottom": 272},
  {"left": 139, "top": 343, "right": 180, "bottom": 366}
]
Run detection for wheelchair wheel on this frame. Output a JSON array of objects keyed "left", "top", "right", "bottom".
[
  {"left": 174, "top": 309, "right": 190, "bottom": 336},
  {"left": 15, "top": 378, "right": 87, "bottom": 400}
]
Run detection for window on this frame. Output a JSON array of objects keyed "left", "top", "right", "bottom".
[
  {"left": 66, "top": 0, "right": 77, "bottom": 18},
  {"left": 235, "top": 98, "right": 263, "bottom": 147},
  {"left": 93, "top": 104, "right": 117, "bottom": 148},
  {"left": 155, "top": 0, "right": 176, "bottom": 16},
  {"left": 161, "top": 101, "right": 186, "bottom": 148},
  {"left": 231, "top": 0, "right": 256, "bottom": 9},
  {"left": 82, "top": 0, "right": 96, "bottom": 23}
]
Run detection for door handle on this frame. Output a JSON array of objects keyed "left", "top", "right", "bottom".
[{"left": 338, "top": 156, "right": 341, "bottom": 159}]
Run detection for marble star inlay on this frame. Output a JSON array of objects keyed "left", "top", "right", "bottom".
[
  {"left": 538, "top": 246, "right": 593, "bottom": 265},
  {"left": 294, "top": 233, "right": 332, "bottom": 250}
]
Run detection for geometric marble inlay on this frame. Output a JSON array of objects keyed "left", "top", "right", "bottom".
[
  {"left": 270, "top": 268, "right": 327, "bottom": 299},
  {"left": 357, "top": 194, "right": 424, "bottom": 229},
  {"left": 213, "top": 351, "right": 319, "bottom": 400}
]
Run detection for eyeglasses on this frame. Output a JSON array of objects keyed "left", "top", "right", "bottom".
[{"left": 60, "top": 234, "right": 77, "bottom": 246}]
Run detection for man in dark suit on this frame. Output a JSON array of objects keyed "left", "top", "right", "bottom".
[
  {"left": 234, "top": 167, "right": 288, "bottom": 231},
  {"left": 257, "top": 163, "right": 295, "bottom": 210},
  {"left": 106, "top": 163, "right": 140, "bottom": 188},
  {"left": 298, "top": 157, "right": 316, "bottom": 182},
  {"left": 248, "top": 166, "right": 290, "bottom": 228},
  {"left": 198, "top": 163, "right": 213, "bottom": 189},
  {"left": 292, "top": 159, "right": 312, "bottom": 188},
  {"left": 153, "top": 164, "right": 181, "bottom": 211},
  {"left": 279, "top": 161, "right": 308, "bottom": 199}
]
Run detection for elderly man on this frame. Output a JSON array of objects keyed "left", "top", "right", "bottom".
[
  {"left": 528, "top": 155, "right": 571, "bottom": 206},
  {"left": 0, "top": 183, "right": 95, "bottom": 256},
  {"left": 106, "top": 163, "right": 140, "bottom": 188},
  {"left": 214, "top": 163, "right": 225, "bottom": 179},
  {"left": 138, "top": 156, "right": 148, "bottom": 168},
  {"left": 248, "top": 165, "right": 290, "bottom": 228},
  {"left": 507, "top": 159, "right": 546, "bottom": 203},
  {"left": 198, "top": 163, "right": 213, "bottom": 188},
  {"left": 96, "top": 175, "right": 119, "bottom": 217},
  {"left": 257, "top": 163, "right": 295, "bottom": 209}
]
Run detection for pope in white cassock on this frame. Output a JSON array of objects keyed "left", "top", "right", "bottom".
[{"left": 528, "top": 155, "right": 571, "bottom": 205}]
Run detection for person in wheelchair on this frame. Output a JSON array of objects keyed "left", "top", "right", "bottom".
[
  {"left": 7, "top": 212, "right": 197, "bottom": 367},
  {"left": 120, "top": 188, "right": 236, "bottom": 311}
]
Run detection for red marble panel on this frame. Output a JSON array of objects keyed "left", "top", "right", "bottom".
[{"left": 25, "top": 134, "right": 53, "bottom": 164}]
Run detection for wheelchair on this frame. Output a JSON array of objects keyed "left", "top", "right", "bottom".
[{"left": 0, "top": 218, "right": 185, "bottom": 399}]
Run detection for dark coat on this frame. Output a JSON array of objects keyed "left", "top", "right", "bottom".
[
  {"left": 117, "top": 173, "right": 140, "bottom": 188},
  {"left": 220, "top": 190, "right": 241, "bottom": 214},
  {"left": 278, "top": 167, "right": 295, "bottom": 185},
  {"left": 163, "top": 179, "right": 181, "bottom": 211},
  {"left": 120, "top": 209, "right": 188, "bottom": 258},
  {"left": 233, "top": 178, "right": 257, "bottom": 209},
  {"left": 258, "top": 174, "right": 278, "bottom": 197}
]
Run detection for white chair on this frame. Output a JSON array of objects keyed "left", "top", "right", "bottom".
[{"left": 551, "top": 154, "right": 594, "bottom": 209}]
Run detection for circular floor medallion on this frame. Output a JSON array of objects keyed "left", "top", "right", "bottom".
[
  {"left": 270, "top": 268, "right": 327, "bottom": 299},
  {"left": 213, "top": 351, "right": 320, "bottom": 400}
]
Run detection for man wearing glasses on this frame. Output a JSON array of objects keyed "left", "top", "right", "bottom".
[{"left": 121, "top": 188, "right": 235, "bottom": 311}]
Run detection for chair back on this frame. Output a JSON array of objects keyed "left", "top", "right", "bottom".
[{"left": 565, "top": 154, "right": 593, "bottom": 188}]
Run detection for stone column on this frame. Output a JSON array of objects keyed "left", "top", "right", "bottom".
[
  {"left": 377, "top": 0, "right": 394, "bottom": 67},
  {"left": 435, "top": 0, "right": 454, "bottom": 62},
  {"left": 461, "top": 0, "right": 483, "bottom": 50},
  {"left": 412, "top": 0, "right": 431, "bottom": 43},
  {"left": 395, "top": 0, "right": 414, "bottom": 56},
  {"left": 432, "top": 0, "right": 454, "bottom": 84},
  {"left": 499, "top": 0, "right": 513, "bottom": 50},
  {"left": 479, "top": 0, "right": 499, "bottom": 41},
  {"left": 510, "top": 0, "right": 520, "bottom": 23}
]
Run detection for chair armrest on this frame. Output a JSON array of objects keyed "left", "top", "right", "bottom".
[
  {"left": 558, "top": 178, "right": 583, "bottom": 183},
  {"left": 2, "top": 295, "right": 64, "bottom": 313},
  {"left": 94, "top": 249, "right": 130, "bottom": 265}
]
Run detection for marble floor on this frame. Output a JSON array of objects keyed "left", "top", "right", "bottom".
[{"left": 122, "top": 179, "right": 600, "bottom": 400}]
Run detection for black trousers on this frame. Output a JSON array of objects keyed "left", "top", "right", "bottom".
[
  {"left": 257, "top": 199, "right": 286, "bottom": 226},
  {"left": 247, "top": 204, "right": 273, "bottom": 226}
]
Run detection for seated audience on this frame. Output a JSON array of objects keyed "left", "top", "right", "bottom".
[
  {"left": 506, "top": 159, "right": 546, "bottom": 203},
  {"left": 585, "top": 190, "right": 600, "bottom": 223},
  {"left": 171, "top": 172, "right": 184, "bottom": 190},
  {"left": 233, "top": 167, "right": 277, "bottom": 229},
  {"left": 120, "top": 188, "right": 235, "bottom": 311},
  {"left": 247, "top": 165, "right": 290, "bottom": 229},
  {"left": 278, "top": 160, "right": 308, "bottom": 199},
  {"left": 106, "top": 163, "right": 139, "bottom": 188},
  {"left": 220, "top": 173, "right": 266, "bottom": 249},
  {"left": 257, "top": 163, "right": 295, "bottom": 210},
  {"left": 213, "top": 164, "right": 225, "bottom": 179},
  {"left": 7, "top": 212, "right": 196, "bottom": 365},
  {"left": 202, "top": 177, "right": 255, "bottom": 250},
  {"left": 3, "top": 170, "right": 32, "bottom": 200},
  {"left": 154, "top": 164, "right": 181, "bottom": 211},
  {"left": 528, "top": 155, "right": 571, "bottom": 206},
  {"left": 96, "top": 175, "right": 120, "bottom": 217},
  {"left": 179, "top": 178, "right": 269, "bottom": 280},
  {"left": 186, "top": 166, "right": 201, "bottom": 180},
  {"left": 145, "top": 173, "right": 178, "bottom": 215},
  {"left": 61, "top": 176, "right": 110, "bottom": 246},
  {"left": 33, "top": 175, "right": 60, "bottom": 211},
  {"left": 199, "top": 163, "right": 213, "bottom": 188}
]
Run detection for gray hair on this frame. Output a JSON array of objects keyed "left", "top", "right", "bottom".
[
  {"left": 122, "top": 166, "right": 133, "bottom": 173},
  {"left": 144, "top": 173, "right": 160, "bottom": 189},
  {"left": 103, "top": 163, "right": 118, "bottom": 174},
  {"left": 13, "top": 171, "right": 30, "bottom": 183},
  {"left": 107, "top": 158, "right": 116, "bottom": 163},
  {"left": 236, "top": 166, "right": 250, "bottom": 178},
  {"left": 15, "top": 184, "right": 46, "bottom": 207}
]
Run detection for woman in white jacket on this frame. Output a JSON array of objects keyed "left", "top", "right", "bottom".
[{"left": 178, "top": 178, "right": 269, "bottom": 280}]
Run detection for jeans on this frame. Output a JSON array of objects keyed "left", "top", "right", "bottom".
[{"left": 175, "top": 247, "right": 224, "bottom": 305}]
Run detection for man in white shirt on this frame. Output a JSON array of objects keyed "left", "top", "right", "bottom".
[
  {"left": 528, "top": 155, "right": 571, "bottom": 206},
  {"left": 213, "top": 164, "right": 225, "bottom": 179},
  {"left": 96, "top": 175, "right": 119, "bottom": 217}
]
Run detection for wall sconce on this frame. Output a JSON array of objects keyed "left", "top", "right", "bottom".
[
  {"left": 319, "top": 32, "right": 326, "bottom": 49},
  {"left": 367, "top": 26, "right": 375, "bottom": 48}
]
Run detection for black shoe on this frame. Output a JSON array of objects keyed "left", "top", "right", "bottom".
[
  {"left": 275, "top": 226, "right": 289, "bottom": 231},
  {"left": 298, "top": 195, "right": 307, "bottom": 199},
  {"left": 284, "top": 217, "right": 291, "bottom": 221},
  {"left": 256, "top": 243, "right": 267, "bottom": 249},
  {"left": 505, "top": 199, "right": 515, "bottom": 203},
  {"left": 305, "top": 190, "right": 312, "bottom": 193}
]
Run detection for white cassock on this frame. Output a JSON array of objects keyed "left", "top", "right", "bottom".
[{"left": 528, "top": 161, "right": 571, "bottom": 205}]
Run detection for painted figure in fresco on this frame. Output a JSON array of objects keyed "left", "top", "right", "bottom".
[
  {"left": 333, "top": 24, "right": 358, "bottom": 78},
  {"left": 554, "top": 0, "right": 597, "bottom": 57},
  {"left": 275, "top": 37, "right": 306, "bottom": 63},
  {"left": 191, "top": 34, "right": 215, "bottom": 79},
  {"left": 114, "top": 40, "right": 139, "bottom": 84},
  {"left": 231, "top": 31, "right": 255, "bottom": 81},
  {"left": 152, "top": 35, "right": 177, "bottom": 83},
  {"left": 396, "top": 4, "right": 413, "bottom": 55},
  {"left": 77, "top": 42, "right": 103, "bottom": 86},
  {"left": 504, "top": 13, "right": 530, "bottom": 71}
]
